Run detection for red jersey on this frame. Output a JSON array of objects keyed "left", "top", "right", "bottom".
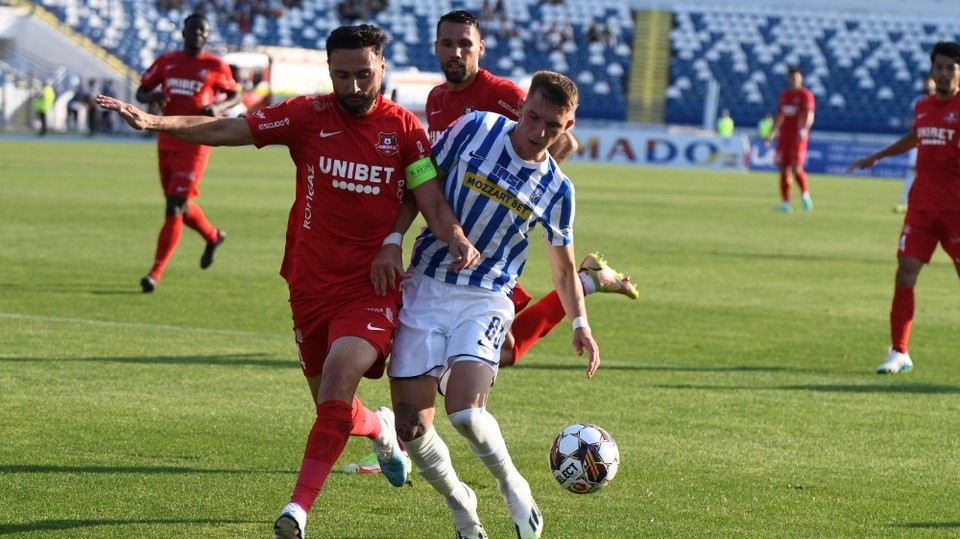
[
  {"left": 775, "top": 87, "right": 815, "bottom": 145},
  {"left": 246, "top": 94, "right": 431, "bottom": 302},
  {"left": 141, "top": 50, "right": 237, "bottom": 152},
  {"left": 910, "top": 92, "right": 960, "bottom": 212},
  {"left": 425, "top": 69, "right": 524, "bottom": 143}
]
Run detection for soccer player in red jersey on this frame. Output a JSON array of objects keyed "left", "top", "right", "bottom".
[
  {"left": 135, "top": 14, "right": 241, "bottom": 292},
  {"left": 764, "top": 65, "right": 815, "bottom": 213},
  {"left": 420, "top": 10, "right": 638, "bottom": 368},
  {"left": 98, "top": 24, "right": 479, "bottom": 539},
  {"left": 847, "top": 41, "right": 960, "bottom": 374}
]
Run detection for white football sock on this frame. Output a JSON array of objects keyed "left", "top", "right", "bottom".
[{"left": 403, "top": 426, "right": 469, "bottom": 510}]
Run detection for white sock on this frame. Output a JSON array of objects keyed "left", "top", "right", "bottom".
[
  {"left": 578, "top": 271, "right": 596, "bottom": 295},
  {"left": 448, "top": 407, "right": 520, "bottom": 483},
  {"left": 403, "top": 426, "right": 469, "bottom": 510}
]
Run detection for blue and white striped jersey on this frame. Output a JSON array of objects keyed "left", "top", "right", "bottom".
[{"left": 410, "top": 111, "right": 575, "bottom": 294}]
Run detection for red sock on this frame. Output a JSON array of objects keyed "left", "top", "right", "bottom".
[
  {"left": 779, "top": 169, "right": 791, "bottom": 202},
  {"left": 509, "top": 290, "right": 567, "bottom": 364},
  {"left": 290, "top": 400, "right": 352, "bottom": 512},
  {"left": 150, "top": 215, "right": 183, "bottom": 280},
  {"left": 890, "top": 285, "right": 914, "bottom": 353},
  {"left": 349, "top": 395, "right": 381, "bottom": 438},
  {"left": 795, "top": 169, "right": 809, "bottom": 194},
  {"left": 182, "top": 202, "right": 218, "bottom": 243}
]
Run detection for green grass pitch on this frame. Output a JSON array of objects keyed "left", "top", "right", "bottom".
[{"left": 2, "top": 137, "right": 959, "bottom": 538}]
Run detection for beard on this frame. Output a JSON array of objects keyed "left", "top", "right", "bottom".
[
  {"left": 442, "top": 63, "right": 470, "bottom": 84},
  {"left": 337, "top": 91, "right": 377, "bottom": 116}
]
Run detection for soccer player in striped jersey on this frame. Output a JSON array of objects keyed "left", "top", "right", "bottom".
[
  {"left": 99, "top": 24, "right": 479, "bottom": 539},
  {"left": 387, "top": 71, "right": 597, "bottom": 539},
  {"left": 421, "top": 9, "right": 637, "bottom": 369},
  {"left": 135, "top": 13, "right": 240, "bottom": 292}
]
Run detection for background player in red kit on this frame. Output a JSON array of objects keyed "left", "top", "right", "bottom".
[
  {"left": 848, "top": 41, "right": 960, "bottom": 375},
  {"left": 764, "top": 65, "right": 815, "bottom": 213},
  {"left": 135, "top": 13, "right": 240, "bottom": 292},
  {"left": 98, "top": 24, "right": 478, "bottom": 539},
  {"left": 413, "top": 9, "right": 638, "bottom": 368}
]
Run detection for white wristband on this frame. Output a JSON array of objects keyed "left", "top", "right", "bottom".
[
  {"left": 381, "top": 232, "right": 403, "bottom": 247},
  {"left": 572, "top": 316, "right": 590, "bottom": 330}
]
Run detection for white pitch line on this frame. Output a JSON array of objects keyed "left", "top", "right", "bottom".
[{"left": 0, "top": 311, "right": 285, "bottom": 338}]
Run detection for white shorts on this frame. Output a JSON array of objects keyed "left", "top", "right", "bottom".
[{"left": 388, "top": 271, "right": 514, "bottom": 393}]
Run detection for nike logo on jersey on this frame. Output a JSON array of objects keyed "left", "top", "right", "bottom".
[
  {"left": 468, "top": 151, "right": 486, "bottom": 160},
  {"left": 430, "top": 110, "right": 443, "bottom": 115},
  {"left": 917, "top": 113, "right": 928, "bottom": 119},
  {"left": 319, "top": 130, "right": 342, "bottom": 138},
  {"left": 367, "top": 323, "right": 386, "bottom": 332}
]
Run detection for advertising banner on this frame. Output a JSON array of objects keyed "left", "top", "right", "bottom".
[{"left": 568, "top": 128, "right": 749, "bottom": 170}]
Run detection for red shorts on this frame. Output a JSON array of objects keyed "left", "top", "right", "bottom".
[
  {"left": 510, "top": 282, "right": 533, "bottom": 312},
  {"left": 898, "top": 208, "right": 960, "bottom": 264},
  {"left": 775, "top": 140, "right": 807, "bottom": 168},
  {"left": 290, "top": 290, "right": 402, "bottom": 379},
  {"left": 158, "top": 147, "right": 211, "bottom": 199}
]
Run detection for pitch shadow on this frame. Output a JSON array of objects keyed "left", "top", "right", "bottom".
[
  {"left": 0, "top": 518, "right": 252, "bottom": 535},
  {"left": 0, "top": 353, "right": 293, "bottom": 369},
  {"left": 0, "top": 464, "right": 291, "bottom": 475},
  {"left": 654, "top": 383, "right": 960, "bottom": 394}
]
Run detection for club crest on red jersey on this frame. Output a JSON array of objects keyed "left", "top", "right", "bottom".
[
  {"left": 946, "top": 112, "right": 958, "bottom": 124},
  {"left": 376, "top": 132, "right": 400, "bottom": 156}
]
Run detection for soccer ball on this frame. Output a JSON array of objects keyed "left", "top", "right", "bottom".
[{"left": 548, "top": 423, "right": 620, "bottom": 494}]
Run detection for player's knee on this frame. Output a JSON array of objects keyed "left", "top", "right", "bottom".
[
  {"left": 448, "top": 407, "right": 486, "bottom": 447},
  {"left": 394, "top": 401, "right": 429, "bottom": 442},
  {"left": 165, "top": 196, "right": 187, "bottom": 216}
]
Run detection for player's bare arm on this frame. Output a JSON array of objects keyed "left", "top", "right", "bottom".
[
  {"left": 546, "top": 240, "right": 599, "bottom": 378},
  {"left": 547, "top": 131, "right": 579, "bottom": 164},
  {"left": 135, "top": 85, "right": 168, "bottom": 108},
  {"left": 97, "top": 95, "right": 254, "bottom": 146},
  {"left": 847, "top": 131, "right": 918, "bottom": 172},
  {"left": 411, "top": 170, "right": 480, "bottom": 272},
  {"left": 370, "top": 194, "right": 418, "bottom": 296},
  {"left": 764, "top": 114, "right": 784, "bottom": 147},
  {"left": 202, "top": 89, "right": 242, "bottom": 117}
]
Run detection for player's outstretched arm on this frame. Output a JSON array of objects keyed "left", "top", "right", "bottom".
[
  {"left": 96, "top": 95, "right": 254, "bottom": 146},
  {"left": 847, "top": 131, "right": 918, "bottom": 172},
  {"left": 546, "top": 241, "right": 599, "bottom": 378}
]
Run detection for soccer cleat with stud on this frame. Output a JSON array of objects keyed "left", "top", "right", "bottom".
[
  {"left": 801, "top": 193, "right": 813, "bottom": 211},
  {"left": 200, "top": 229, "right": 226, "bottom": 269},
  {"left": 273, "top": 502, "right": 307, "bottom": 539},
  {"left": 776, "top": 202, "right": 793, "bottom": 213},
  {"left": 372, "top": 407, "right": 411, "bottom": 487},
  {"left": 578, "top": 252, "right": 639, "bottom": 300},
  {"left": 141, "top": 275, "right": 157, "bottom": 293},
  {"left": 876, "top": 348, "right": 912, "bottom": 374},
  {"left": 452, "top": 483, "right": 488, "bottom": 539}
]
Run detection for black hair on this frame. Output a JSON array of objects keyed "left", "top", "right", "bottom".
[
  {"left": 326, "top": 24, "right": 390, "bottom": 57},
  {"left": 184, "top": 13, "right": 209, "bottom": 27},
  {"left": 787, "top": 65, "right": 802, "bottom": 76},
  {"left": 437, "top": 10, "right": 481, "bottom": 38},
  {"left": 930, "top": 41, "right": 960, "bottom": 65}
]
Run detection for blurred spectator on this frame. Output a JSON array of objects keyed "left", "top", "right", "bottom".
[
  {"left": 585, "top": 22, "right": 602, "bottom": 44},
  {"left": 66, "top": 78, "right": 84, "bottom": 132},
  {"left": 716, "top": 108, "right": 734, "bottom": 137},
  {"left": 756, "top": 111, "right": 774, "bottom": 139},
  {"left": 99, "top": 79, "right": 116, "bottom": 133},
  {"left": 84, "top": 78, "right": 99, "bottom": 136},
  {"left": 31, "top": 80, "right": 55, "bottom": 136}
]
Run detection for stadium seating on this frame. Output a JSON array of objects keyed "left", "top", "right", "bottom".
[
  {"left": 665, "top": 4, "right": 960, "bottom": 134},
  {"left": 32, "top": 0, "right": 634, "bottom": 121}
]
